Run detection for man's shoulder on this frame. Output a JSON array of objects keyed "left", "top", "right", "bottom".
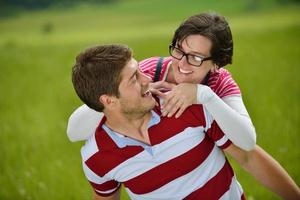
[
  {"left": 81, "top": 127, "right": 111, "bottom": 160},
  {"left": 80, "top": 129, "right": 116, "bottom": 176},
  {"left": 81, "top": 134, "right": 99, "bottom": 163}
]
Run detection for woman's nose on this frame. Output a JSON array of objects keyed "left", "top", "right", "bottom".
[{"left": 178, "top": 55, "right": 190, "bottom": 68}]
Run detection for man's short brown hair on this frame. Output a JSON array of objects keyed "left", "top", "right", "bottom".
[
  {"left": 171, "top": 12, "right": 233, "bottom": 67},
  {"left": 72, "top": 44, "right": 132, "bottom": 112}
]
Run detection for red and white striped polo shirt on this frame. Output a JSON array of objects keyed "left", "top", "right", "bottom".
[
  {"left": 81, "top": 105, "right": 245, "bottom": 199},
  {"left": 139, "top": 56, "right": 241, "bottom": 98}
]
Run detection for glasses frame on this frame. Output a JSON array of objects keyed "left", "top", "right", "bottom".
[{"left": 169, "top": 45, "right": 212, "bottom": 67}]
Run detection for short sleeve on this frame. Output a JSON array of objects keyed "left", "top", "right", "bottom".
[
  {"left": 203, "top": 107, "right": 232, "bottom": 149},
  {"left": 208, "top": 68, "right": 241, "bottom": 98},
  {"left": 82, "top": 161, "right": 121, "bottom": 197},
  {"left": 205, "top": 121, "right": 232, "bottom": 149}
]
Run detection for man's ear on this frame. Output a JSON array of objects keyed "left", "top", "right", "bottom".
[{"left": 99, "top": 94, "right": 116, "bottom": 107}]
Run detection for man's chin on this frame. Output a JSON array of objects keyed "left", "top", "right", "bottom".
[
  {"left": 139, "top": 102, "right": 155, "bottom": 116},
  {"left": 145, "top": 100, "right": 156, "bottom": 112}
]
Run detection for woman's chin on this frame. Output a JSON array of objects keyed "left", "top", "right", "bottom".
[{"left": 174, "top": 75, "right": 189, "bottom": 84}]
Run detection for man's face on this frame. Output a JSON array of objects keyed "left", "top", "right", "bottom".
[
  {"left": 117, "top": 58, "right": 156, "bottom": 116},
  {"left": 171, "top": 34, "right": 214, "bottom": 84}
]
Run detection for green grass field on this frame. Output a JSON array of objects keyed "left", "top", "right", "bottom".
[{"left": 0, "top": 0, "right": 299, "bottom": 199}]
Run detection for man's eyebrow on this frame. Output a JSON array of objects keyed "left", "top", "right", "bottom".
[{"left": 129, "top": 70, "right": 138, "bottom": 80}]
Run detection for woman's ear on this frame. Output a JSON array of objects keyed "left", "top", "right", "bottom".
[{"left": 210, "top": 63, "right": 219, "bottom": 73}]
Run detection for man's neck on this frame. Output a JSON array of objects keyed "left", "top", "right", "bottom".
[{"left": 104, "top": 111, "right": 152, "bottom": 145}]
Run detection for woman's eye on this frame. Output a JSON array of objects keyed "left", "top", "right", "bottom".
[
  {"left": 174, "top": 48, "right": 183, "bottom": 55},
  {"left": 192, "top": 56, "right": 203, "bottom": 62}
]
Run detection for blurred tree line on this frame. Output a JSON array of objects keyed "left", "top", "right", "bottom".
[
  {"left": 0, "top": 0, "right": 118, "bottom": 10},
  {"left": 0, "top": 0, "right": 298, "bottom": 18},
  {"left": 0, "top": 0, "right": 119, "bottom": 17},
  {"left": 0, "top": 0, "right": 299, "bottom": 10}
]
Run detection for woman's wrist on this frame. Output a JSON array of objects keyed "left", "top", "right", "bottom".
[{"left": 196, "top": 84, "right": 216, "bottom": 104}]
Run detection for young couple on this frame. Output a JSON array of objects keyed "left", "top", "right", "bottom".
[{"left": 68, "top": 13, "right": 300, "bottom": 199}]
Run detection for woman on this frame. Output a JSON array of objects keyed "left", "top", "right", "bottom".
[{"left": 67, "top": 12, "right": 256, "bottom": 151}]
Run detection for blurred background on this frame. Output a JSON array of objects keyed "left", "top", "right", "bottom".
[{"left": 0, "top": 0, "right": 299, "bottom": 199}]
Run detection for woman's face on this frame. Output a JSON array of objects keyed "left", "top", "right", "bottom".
[{"left": 170, "top": 34, "right": 214, "bottom": 84}]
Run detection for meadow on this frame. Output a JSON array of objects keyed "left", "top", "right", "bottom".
[{"left": 0, "top": 0, "right": 299, "bottom": 199}]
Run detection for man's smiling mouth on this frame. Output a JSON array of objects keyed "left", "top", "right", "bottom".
[{"left": 142, "top": 90, "right": 152, "bottom": 97}]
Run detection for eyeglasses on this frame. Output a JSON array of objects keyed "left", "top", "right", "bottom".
[{"left": 169, "top": 45, "right": 212, "bottom": 67}]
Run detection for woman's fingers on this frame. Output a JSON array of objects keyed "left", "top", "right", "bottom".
[
  {"left": 161, "top": 83, "right": 197, "bottom": 118},
  {"left": 162, "top": 95, "right": 180, "bottom": 116},
  {"left": 150, "top": 88, "right": 166, "bottom": 98},
  {"left": 167, "top": 99, "right": 184, "bottom": 117},
  {"left": 150, "top": 81, "right": 175, "bottom": 92},
  {"left": 175, "top": 104, "right": 188, "bottom": 118}
]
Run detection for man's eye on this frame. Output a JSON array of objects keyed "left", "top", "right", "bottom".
[{"left": 132, "top": 76, "right": 137, "bottom": 82}]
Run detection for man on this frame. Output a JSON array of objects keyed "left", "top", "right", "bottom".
[{"left": 71, "top": 44, "right": 300, "bottom": 199}]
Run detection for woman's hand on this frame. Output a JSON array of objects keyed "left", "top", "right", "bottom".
[
  {"left": 149, "top": 81, "right": 175, "bottom": 93},
  {"left": 151, "top": 82, "right": 198, "bottom": 118},
  {"left": 149, "top": 81, "right": 175, "bottom": 100}
]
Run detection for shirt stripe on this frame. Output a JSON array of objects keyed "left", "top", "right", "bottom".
[
  {"left": 184, "top": 160, "right": 235, "bottom": 200},
  {"left": 81, "top": 105, "right": 243, "bottom": 199},
  {"left": 124, "top": 136, "right": 214, "bottom": 194},
  {"left": 126, "top": 145, "right": 229, "bottom": 200},
  {"left": 105, "top": 126, "right": 207, "bottom": 182}
]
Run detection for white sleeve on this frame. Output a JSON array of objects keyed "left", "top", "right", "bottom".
[
  {"left": 197, "top": 84, "right": 256, "bottom": 151},
  {"left": 67, "top": 104, "right": 103, "bottom": 142}
]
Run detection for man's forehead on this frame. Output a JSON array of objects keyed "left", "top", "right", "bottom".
[
  {"left": 120, "top": 58, "right": 138, "bottom": 79},
  {"left": 125, "top": 58, "right": 138, "bottom": 71}
]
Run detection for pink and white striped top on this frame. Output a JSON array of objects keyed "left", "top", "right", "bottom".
[{"left": 139, "top": 56, "right": 241, "bottom": 98}]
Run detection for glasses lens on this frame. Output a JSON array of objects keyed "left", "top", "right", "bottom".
[
  {"left": 169, "top": 45, "right": 209, "bottom": 67},
  {"left": 187, "top": 55, "right": 203, "bottom": 66},
  {"left": 170, "top": 46, "right": 183, "bottom": 59}
]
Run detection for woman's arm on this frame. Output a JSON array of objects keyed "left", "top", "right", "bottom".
[
  {"left": 67, "top": 104, "right": 103, "bottom": 142},
  {"left": 67, "top": 83, "right": 257, "bottom": 150},
  {"left": 158, "top": 83, "right": 256, "bottom": 150},
  {"left": 198, "top": 84, "right": 256, "bottom": 150}
]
